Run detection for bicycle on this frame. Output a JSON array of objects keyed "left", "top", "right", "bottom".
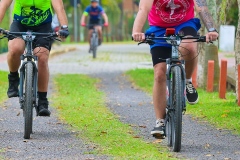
[
  {"left": 85, "top": 24, "right": 104, "bottom": 58},
  {"left": 138, "top": 28, "right": 207, "bottom": 152},
  {"left": 0, "top": 28, "right": 58, "bottom": 139}
]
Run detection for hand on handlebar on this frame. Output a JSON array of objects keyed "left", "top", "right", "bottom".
[
  {"left": 132, "top": 32, "right": 145, "bottom": 42},
  {"left": 104, "top": 22, "right": 109, "bottom": 27},
  {"left": 205, "top": 32, "right": 218, "bottom": 43},
  {"left": 0, "top": 28, "right": 8, "bottom": 36},
  {"left": 58, "top": 29, "right": 69, "bottom": 39}
]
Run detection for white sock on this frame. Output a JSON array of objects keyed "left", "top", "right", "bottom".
[
  {"left": 156, "top": 119, "right": 165, "bottom": 127},
  {"left": 186, "top": 78, "right": 192, "bottom": 84}
]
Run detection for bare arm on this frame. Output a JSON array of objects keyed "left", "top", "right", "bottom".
[
  {"left": 194, "top": 0, "right": 215, "bottom": 31},
  {"left": 194, "top": 0, "right": 219, "bottom": 42},
  {"left": 80, "top": 14, "right": 86, "bottom": 24},
  {"left": 132, "top": 0, "right": 154, "bottom": 41},
  {"left": 51, "top": 0, "right": 68, "bottom": 26},
  {"left": 102, "top": 13, "right": 108, "bottom": 24},
  {"left": 0, "top": 0, "right": 13, "bottom": 24}
]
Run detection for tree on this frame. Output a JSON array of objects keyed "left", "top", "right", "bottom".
[
  {"left": 235, "top": 0, "right": 240, "bottom": 100},
  {"left": 197, "top": 0, "right": 219, "bottom": 90}
]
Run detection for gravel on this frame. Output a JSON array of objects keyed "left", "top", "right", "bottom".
[{"left": 0, "top": 44, "right": 239, "bottom": 159}]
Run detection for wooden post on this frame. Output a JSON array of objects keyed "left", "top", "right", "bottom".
[
  {"left": 219, "top": 59, "right": 227, "bottom": 99},
  {"left": 207, "top": 60, "right": 214, "bottom": 92},
  {"left": 192, "top": 65, "right": 198, "bottom": 88}
]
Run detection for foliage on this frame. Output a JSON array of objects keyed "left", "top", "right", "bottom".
[
  {"left": 52, "top": 74, "right": 176, "bottom": 159},
  {"left": 0, "top": 9, "right": 10, "bottom": 53},
  {"left": 216, "top": 0, "right": 238, "bottom": 27}
]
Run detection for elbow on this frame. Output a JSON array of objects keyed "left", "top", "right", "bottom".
[{"left": 138, "top": 7, "right": 150, "bottom": 15}]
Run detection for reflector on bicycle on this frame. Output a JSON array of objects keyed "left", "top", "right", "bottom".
[{"left": 165, "top": 28, "right": 176, "bottom": 36}]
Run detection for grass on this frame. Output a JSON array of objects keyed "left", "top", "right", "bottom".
[
  {"left": 0, "top": 70, "right": 8, "bottom": 160},
  {"left": 126, "top": 68, "right": 240, "bottom": 135},
  {"left": 0, "top": 149, "right": 5, "bottom": 160},
  {"left": 0, "top": 71, "right": 9, "bottom": 103},
  {"left": 52, "top": 74, "right": 176, "bottom": 160}
]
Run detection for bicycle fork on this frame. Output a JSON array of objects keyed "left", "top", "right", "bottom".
[
  {"left": 19, "top": 54, "right": 38, "bottom": 109},
  {"left": 166, "top": 59, "right": 187, "bottom": 114}
]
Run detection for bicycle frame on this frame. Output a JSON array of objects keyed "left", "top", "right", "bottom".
[
  {"left": 165, "top": 35, "right": 186, "bottom": 112},
  {"left": 19, "top": 31, "right": 38, "bottom": 108}
]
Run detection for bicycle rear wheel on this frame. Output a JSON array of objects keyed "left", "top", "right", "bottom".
[
  {"left": 170, "top": 66, "right": 183, "bottom": 152},
  {"left": 23, "top": 62, "right": 34, "bottom": 139}
]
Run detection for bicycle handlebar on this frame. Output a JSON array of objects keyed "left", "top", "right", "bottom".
[
  {"left": 137, "top": 35, "right": 208, "bottom": 45},
  {"left": 0, "top": 28, "right": 58, "bottom": 38}
]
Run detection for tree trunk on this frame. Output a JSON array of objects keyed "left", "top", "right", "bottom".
[
  {"left": 235, "top": 0, "right": 240, "bottom": 100},
  {"left": 197, "top": 0, "right": 220, "bottom": 90}
]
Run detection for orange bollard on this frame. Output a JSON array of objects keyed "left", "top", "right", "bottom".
[
  {"left": 207, "top": 60, "right": 214, "bottom": 92},
  {"left": 219, "top": 59, "right": 227, "bottom": 99},
  {"left": 192, "top": 66, "right": 198, "bottom": 88},
  {"left": 238, "top": 65, "right": 240, "bottom": 106}
]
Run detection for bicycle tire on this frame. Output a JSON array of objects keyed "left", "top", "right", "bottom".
[
  {"left": 166, "top": 113, "right": 173, "bottom": 147},
  {"left": 171, "top": 66, "right": 183, "bottom": 152},
  {"left": 91, "top": 32, "right": 98, "bottom": 59},
  {"left": 24, "top": 62, "right": 34, "bottom": 139}
]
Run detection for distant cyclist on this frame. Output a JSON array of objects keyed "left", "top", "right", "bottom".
[{"left": 81, "top": 0, "right": 108, "bottom": 49}]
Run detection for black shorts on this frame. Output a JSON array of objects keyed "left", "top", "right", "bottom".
[
  {"left": 9, "top": 21, "right": 53, "bottom": 51},
  {"left": 88, "top": 19, "right": 101, "bottom": 29},
  {"left": 151, "top": 27, "right": 197, "bottom": 66}
]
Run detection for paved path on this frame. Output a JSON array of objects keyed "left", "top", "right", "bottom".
[{"left": 0, "top": 44, "right": 240, "bottom": 159}]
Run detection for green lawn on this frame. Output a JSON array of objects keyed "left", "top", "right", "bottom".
[
  {"left": 0, "top": 71, "right": 8, "bottom": 103},
  {"left": 126, "top": 68, "right": 240, "bottom": 135},
  {"left": 0, "top": 70, "right": 8, "bottom": 160},
  {"left": 52, "top": 74, "right": 177, "bottom": 160}
]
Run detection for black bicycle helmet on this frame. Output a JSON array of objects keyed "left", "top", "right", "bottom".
[{"left": 91, "top": 0, "right": 99, "bottom": 2}]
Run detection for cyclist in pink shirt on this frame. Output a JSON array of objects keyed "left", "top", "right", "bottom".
[{"left": 132, "top": 0, "right": 218, "bottom": 138}]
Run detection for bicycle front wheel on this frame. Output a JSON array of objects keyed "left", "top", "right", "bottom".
[
  {"left": 23, "top": 62, "right": 34, "bottom": 139},
  {"left": 91, "top": 35, "right": 98, "bottom": 58},
  {"left": 170, "top": 66, "right": 183, "bottom": 152}
]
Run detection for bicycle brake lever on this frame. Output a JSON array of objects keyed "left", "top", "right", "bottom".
[
  {"left": 53, "top": 37, "right": 62, "bottom": 42},
  {"left": 138, "top": 41, "right": 145, "bottom": 45}
]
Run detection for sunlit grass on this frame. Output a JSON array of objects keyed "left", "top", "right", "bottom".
[
  {"left": 126, "top": 68, "right": 240, "bottom": 135},
  {"left": 52, "top": 74, "right": 176, "bottom": 159},
  {"left": 0, "top": 70, "right": 8, "bottom": 104}
]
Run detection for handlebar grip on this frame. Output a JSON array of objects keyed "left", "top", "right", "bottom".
[
  {"left": 0, "top": 28, "right": 7, "bottom": 35},
  {"left": 200, "top": 36, "right": 206, "bottom": 42}
]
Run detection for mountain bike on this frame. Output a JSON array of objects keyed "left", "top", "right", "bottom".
[
  {"left": 90, "top": 25, "right": 98, "bottom": 58},
  {"left": 0, "top": 28, "right": 58, "bottom": 139},
  {"left": 138, "top": 28, "right": 207, "bottom": 152},
  {"left": 85, "top": 24, "right": 104, "bottom": 58}
]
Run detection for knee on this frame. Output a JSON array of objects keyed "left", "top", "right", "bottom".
[
  {"left": 154, "top": 69, "right": 166, "bottom": 84},
  {"left": 8, "top": 44, "right": 24, "bottom": 57},
  {"left": 37, "top": 52, "right": 49, "bottom": 66}
]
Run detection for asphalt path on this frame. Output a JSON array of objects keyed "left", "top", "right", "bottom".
[{"left": 0, "top": 44, "right": 240, "bottom": 159}]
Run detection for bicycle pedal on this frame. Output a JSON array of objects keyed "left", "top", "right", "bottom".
[{"left": 153, "top": 134, "right": 165, "bottom": 139}]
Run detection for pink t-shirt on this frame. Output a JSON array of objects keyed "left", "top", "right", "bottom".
[{"left": 148, "top": 0, "right": 195, "bottom": 27}]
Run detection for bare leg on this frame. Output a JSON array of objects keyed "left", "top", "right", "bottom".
[
  {"left": 88, "top": 29, "right": 93, "bottom": 45},
  {"left": 179, "top": 39, "right": 198, "bottom": 79},
  {"left": 153, "top": 63, "right": 167, "bottom": 119},
  {"left": 96, "top": 26, "right": 103, "bottom": 40},
  {"left": 34, "top": 47, "right": 50, "bottom": 92},
  {"left": 7, "top": 39, "right": 25, "bottom": 72}
]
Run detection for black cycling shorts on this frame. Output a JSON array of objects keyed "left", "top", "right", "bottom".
[
  {"left": 9, "top": 21, "right": 53, "bottom": 51},
  {"left": 88, "top": 19, "right": 101, "bottom": 29},
  {"left": 151, "top": 27, "right": 198, "bottom": 66}
]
